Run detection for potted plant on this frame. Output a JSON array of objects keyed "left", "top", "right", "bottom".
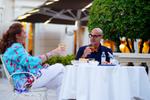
[{"left": 45, "top": 54, "right": 75, "bottom": 66}]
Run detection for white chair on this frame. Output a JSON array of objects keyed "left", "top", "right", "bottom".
[
  {"left": 0, "top": 64, "right": 5, "bottom": 78},
  {"left": 0, "top": 55, "right": 48, "bottom": 100},
  {"left": 0, "top": 55, "right": 5, "bottom": 78}
]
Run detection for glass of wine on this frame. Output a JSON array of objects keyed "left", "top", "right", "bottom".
[{"left": 58, "top": 43, "right": 66, "bottom": 56}]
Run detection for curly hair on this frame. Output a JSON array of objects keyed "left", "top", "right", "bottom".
[{"left": 0, "top": 23, "right": 23, "bottom": 54}]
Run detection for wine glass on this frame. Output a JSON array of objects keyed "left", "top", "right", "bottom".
[{"left": 58, "top": 43, "right": 66, "bottom": 56}]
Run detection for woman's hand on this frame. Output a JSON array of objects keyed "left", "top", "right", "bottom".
[
  {"left": 51, "top": 47, "right": 66, "bottom": 56},
  {"left": 43, "top": 63, "right": 50, "bottom": 68},
  {"left": 38, "top": 43, "right": 66, "bottom": 63}
]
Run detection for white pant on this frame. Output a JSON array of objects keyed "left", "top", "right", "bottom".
[{"left": 31, "top": 63, "right": 65, "bottom": 98}]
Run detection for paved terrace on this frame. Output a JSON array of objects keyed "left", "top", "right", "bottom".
[{"left": 0, "top": 78, "right": 57, "bottom": 100}]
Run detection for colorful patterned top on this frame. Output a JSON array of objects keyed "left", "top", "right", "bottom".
[{"left": 3, "top": 43, "right": 43, "bottom": 93}]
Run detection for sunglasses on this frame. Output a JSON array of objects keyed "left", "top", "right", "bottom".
[{"left": 89, "top": 34, "right": 102, "bottom": 38}]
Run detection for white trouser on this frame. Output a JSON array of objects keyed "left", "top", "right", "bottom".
[{"left": 31, "top": 63, "right": 65, "bottom": 99}]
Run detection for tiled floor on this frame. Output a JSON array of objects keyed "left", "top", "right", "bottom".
[{"left": 0, "top": 78, "right": 57, "bottom": 100}]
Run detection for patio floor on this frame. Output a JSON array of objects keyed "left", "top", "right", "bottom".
[{"left": 0, "top": 78, "right": 57, "bottom": 100}]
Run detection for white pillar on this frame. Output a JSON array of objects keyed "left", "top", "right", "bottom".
[
  {"left": 1, "top": 0, "right": 15, "bottom": 35},
  {"left": 134, "top": 39, "right": 140, "bottom": 53},
  {"left": 3, "top": 0, "right": 15, "bottom": 24},
  {"left": 0, "top": 0, "right": 4, "bottom": 37}
]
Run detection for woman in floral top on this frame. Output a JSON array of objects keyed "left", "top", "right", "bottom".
[{"left": 0, "top": 23, "right": 65, "bottom": 98}]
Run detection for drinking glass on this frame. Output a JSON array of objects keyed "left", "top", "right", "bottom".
[{"left": 58, "top": 43, "right": 66, "bottom": 56}]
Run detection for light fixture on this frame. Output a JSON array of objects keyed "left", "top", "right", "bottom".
[
  {"left": 17, "top": 14, "right": 31, "bottom": 20},
  {"left": 45, "top": 2, "right": 53, "bottom": 5},
  {"left": 44, "top": 18, "right": 53, "bottom": 24},
  {"left": 81, "top": 2, "right": 92, "bottom": 12},
  {"left": 45, "top": 0, "right": 59, "bottom": 5},
  {"left": 28, "top": 9, "right": 39, "bottom": 14}
]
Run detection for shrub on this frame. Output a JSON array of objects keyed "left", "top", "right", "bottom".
[{"left": 45, "top": 54, "right": 75, "bottom": 65}]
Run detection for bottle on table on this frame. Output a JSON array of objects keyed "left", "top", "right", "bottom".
[{"left": 101, "top": 52, "right": 106, "bottom": 64}]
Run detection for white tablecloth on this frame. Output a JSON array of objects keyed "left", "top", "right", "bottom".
[{"left": 59, "top": 64, "right": 150, "bottom": 100}]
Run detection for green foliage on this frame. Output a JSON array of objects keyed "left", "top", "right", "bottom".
[
  {"left": 45, "top": 54, "right": 75, "bottom": 65},
  {"left": 88, "top": 0, "right": 150, "bottom": 40}
]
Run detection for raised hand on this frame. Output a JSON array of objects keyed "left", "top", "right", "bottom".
[{"left": 81, "top": 47, "right": 92, "bottom": 58}]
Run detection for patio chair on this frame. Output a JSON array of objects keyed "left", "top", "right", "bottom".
[
  {"left": 0, "top": 64, "right": 5, "bottom": 78},
  {"left": 0, "top": 55, "right": 48, "bottom": 100}
]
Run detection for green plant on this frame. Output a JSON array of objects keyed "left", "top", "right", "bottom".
[
  {"left": 45, "top": 54, "right": 75, "bottom": 65},
  {"left": 88, "top": 0, "right": 150, "bottom": 52}
]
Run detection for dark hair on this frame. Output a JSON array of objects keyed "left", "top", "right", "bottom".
[{"left": 0, "top": 23, "right": 23, "bottom": 54}]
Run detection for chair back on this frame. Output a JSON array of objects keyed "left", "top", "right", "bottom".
[
  {"left": 0, "top": 56, "right": 5, "bottom": 78},
  {"left": 0, "top": 55, "right": 14, "bottom": 90},
  {"left": 0, "top": 55, "right": 48, "bottom": 100},
  {"left": 1, "top": 55, "right": 10, "bottom": 78}
]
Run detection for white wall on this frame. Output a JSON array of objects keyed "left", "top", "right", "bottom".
[
  {"left": 0, "top": 2, "right": 4, "bottom": 37},
  {"left": 0, "top": 0, "right": 14, "bottom": 37},
  {"left": 34, "top": 24, "right": 77, "bottom": 55},
  {"left": 34, "top": 23, "right": 90, "bottom": 56}
]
